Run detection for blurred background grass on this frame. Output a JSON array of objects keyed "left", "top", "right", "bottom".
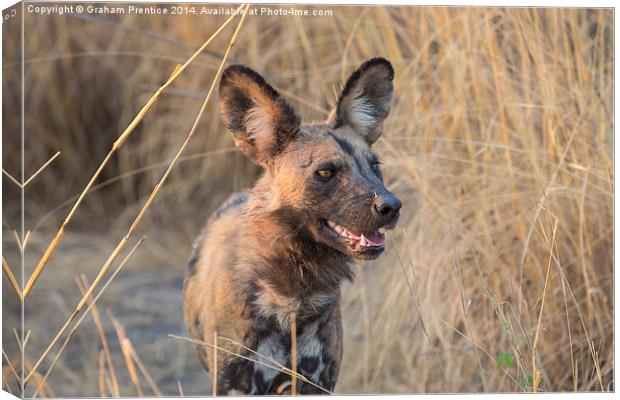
[{"left": 2, "top": 4, "right": 613, "bottom": 396}]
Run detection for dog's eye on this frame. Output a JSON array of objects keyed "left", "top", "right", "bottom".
[{"left": 316, "top": 169, "right": 334, "bottom": 180}]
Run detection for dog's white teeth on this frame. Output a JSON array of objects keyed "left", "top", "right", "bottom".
[
  {"left": 360, "top": 235, "right": 368, "bottom": 247},
  {"left": 335, "top": 224, "right": 350, "bottom": 238},
  {"left": 328, "top": 221, "right": 363, "bottom": 241},
  {"left": 378, "top": 228, "right": 386, "bottom": 234}
]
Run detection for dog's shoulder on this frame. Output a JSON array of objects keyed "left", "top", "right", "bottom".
[
  {"left": 186, "top": 191, "right": 250, "bottom": 279},
  {"left": 211, "top": 191, "right": 250, "bottom": 221}
]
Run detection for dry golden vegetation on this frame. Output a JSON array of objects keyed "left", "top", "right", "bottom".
[{"left": 2, "top": 5, "right": 613, "bottom": 396}]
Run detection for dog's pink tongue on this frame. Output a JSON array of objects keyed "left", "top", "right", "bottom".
[{"left": 363, "top": 232, "right": 385, "bottom": 246}]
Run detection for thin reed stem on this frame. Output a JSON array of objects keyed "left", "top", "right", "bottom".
[
  {"left": 290, "top": 311, "right": 297, "bottom": 395},
  {"left": 212, "top": 330, "right": 218, "bottom": 396},
  {"left": 21, "top": 4, "right": 245, "bottom": 301},
  {"left": 26, "top": 5, "right": 249, "bottom": 384}
]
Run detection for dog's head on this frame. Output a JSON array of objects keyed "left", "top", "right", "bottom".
[{"left": 219, "top": 58, "right": 401, "bottom": 260}]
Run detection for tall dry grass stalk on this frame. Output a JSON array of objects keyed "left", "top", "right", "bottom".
[
  {"left": 109, "top": 311, "right": 144, "bottom": 397},
  {"left": 23, "top": 4, "right": 250, "bottom": 388},
  {"left": 290, "top": 311, "right": 297, "bottom": 395},
  {"left": 2, "top": 6, "right": 612, "bottom": 395},
  {"left": 212, "top": 331, "right": 218, "bottom": 396},
  {"left": 21, "top": 5, "right": 246, "bottom": 301},
  {"left": 76, "top": 274, "right": 120, "bottom": 397}
]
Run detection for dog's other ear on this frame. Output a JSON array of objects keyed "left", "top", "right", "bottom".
[
  {"left": 219, "top": 65, "right": 301, "bottom": 165},
  {"left": 327, "top": 58, "right": 394, "bottom": 145}
]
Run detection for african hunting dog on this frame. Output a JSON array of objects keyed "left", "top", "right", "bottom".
[{"left": 183, "top": 57, "right": 401, "bottom": 395}]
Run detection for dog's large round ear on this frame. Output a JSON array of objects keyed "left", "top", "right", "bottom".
[
  {"left": 219, "top": 65, "right": 301, "bottom": 165},
  {"left": 327, "top": 58, "right": 394, "bottom": 145}
]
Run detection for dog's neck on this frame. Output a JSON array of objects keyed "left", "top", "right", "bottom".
[{"left": 244, "top": 180, "right": 354, "bottom": 301}]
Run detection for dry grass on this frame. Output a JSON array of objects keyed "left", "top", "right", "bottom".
[{"left": 2, "top": 5, "right": 613, "bottom": 396}]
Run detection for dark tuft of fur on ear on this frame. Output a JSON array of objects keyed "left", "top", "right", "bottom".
[
  {"left": 328, "top": 57, "right": 394, "bottom": 144},
  {"left": 219, "top": 65, "right": 301, "bottom": 164}
]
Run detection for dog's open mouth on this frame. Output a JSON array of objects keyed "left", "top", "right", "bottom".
[{"left": 322, "top": 219, "right": 386, "bottom": 251}]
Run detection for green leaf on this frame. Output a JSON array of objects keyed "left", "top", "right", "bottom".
[{"left": 497, "top": 351, "right": 514, "bottom": 371}]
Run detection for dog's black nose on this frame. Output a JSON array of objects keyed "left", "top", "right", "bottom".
[{"left": 373, "top": 194, "right": 402, "bottom": 220}]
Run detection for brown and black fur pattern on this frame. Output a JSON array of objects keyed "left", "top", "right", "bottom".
[{"left": 183, "top": 58, "right": 401, "bottom": 395}]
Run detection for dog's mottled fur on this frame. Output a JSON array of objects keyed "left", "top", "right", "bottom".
[{"left": 183, "top": 58, "right": 401, "bottom": 395}]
